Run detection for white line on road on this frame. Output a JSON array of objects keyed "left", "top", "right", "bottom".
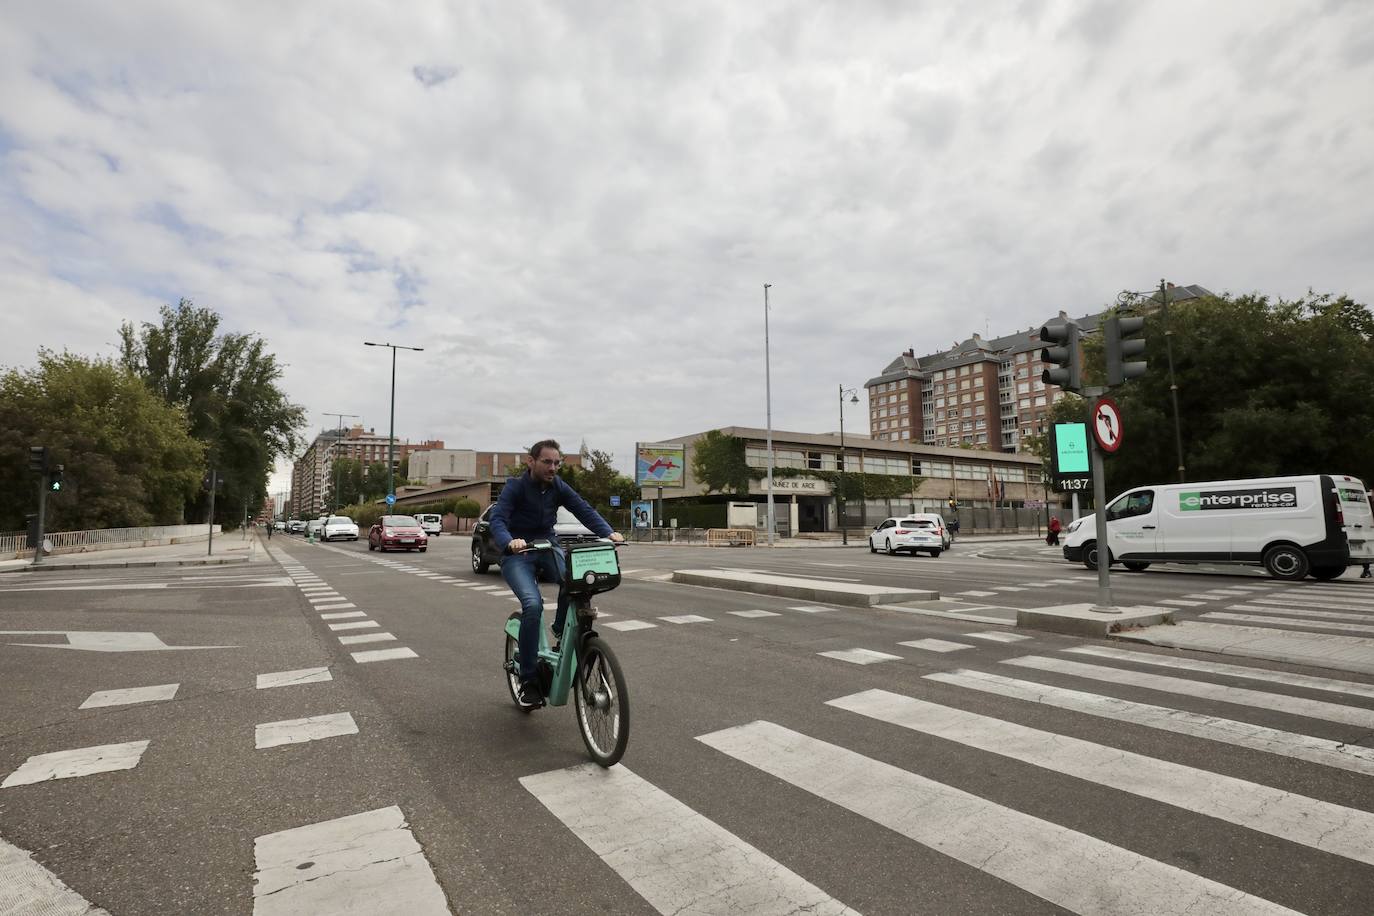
[
  {"left": 963, "top": 632, "right": 1031, "bottom": 643},
  {"left": 1203, "top": 612, "right": 1374, "bottom": 634},
  {"left": 321, "top": 611, "right": 367, "bottom": 619},
  {"left": 1064, "top": 645, "right": 1374, "bottom": 700},
  {"left": 898, "top": 639, "right": 972, "bottom": 653},
  {"left": 338, "top": 632, "right": 396, "bottom": 644},
  {"left": 728, "top": 609, "right": 781, "bottom": 618},
  {"left": 352, "top": 647, "right": 419, "bottom": 663},
  {"left": 255, "top": 712, "right": 358, "bottom": 749},
  {"left": 0, "top": 836, "right": 112, "bottom": 915},
  {"left": 79, "top": 684, "right": 178, "bottom": 708},
  {"left": 252, "top": 806, "right": 448, "bottom": 916},
  {"left": 659, "top": 614, "right": 711, "bottom": 624},
  {"left": 928, "top": 668, "right": 1374, "bottom": 776},
  {"left": 2, "top": 740, "right": 150, "bottom": 788},
  {"left": 818, "top": 648, "right": 902, "bottom": 665},
  {"left": 520, "top": 763, "right": 857, "bottom": 916},
  {"left": 698, "top": 721, "right": 1299, "bottom": 916},
  {"left": 257, "top": 668, "right": 332, "bottom": 689},
  {"left": 605, "top": 620, "right": 657, "bottom": 632},
  {"left": 328, "top": 621, "right": 380, "bottom": 631}
]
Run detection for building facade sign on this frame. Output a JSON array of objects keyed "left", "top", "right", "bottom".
[{"left": 751, "top": 476, "right": 831, "bottom": 495}]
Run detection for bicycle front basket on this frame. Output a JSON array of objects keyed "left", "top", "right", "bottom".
[{"left": 566, "top": 542, "right": 621, "bottom": 595}]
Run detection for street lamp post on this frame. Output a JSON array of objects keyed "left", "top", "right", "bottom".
[
  {"left": 363, "top": 341, "right": 424, "bottom": 504},
  {"left": 763, "top": 283, "right": 775, "bottom": 547},
  {"left": 837, "top": 385, "right": 859, "bottom": 544},
  {"left": 323, "top": 412, "right": 359, "bottom": 512}
]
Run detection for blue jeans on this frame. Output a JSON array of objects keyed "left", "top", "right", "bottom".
[{"left": 501, "top": 548, "right": 569, "bottom": 681}]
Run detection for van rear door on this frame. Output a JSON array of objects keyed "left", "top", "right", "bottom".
[{"left": 1334, "top": 476, "right": 1374, "bottom": 561}]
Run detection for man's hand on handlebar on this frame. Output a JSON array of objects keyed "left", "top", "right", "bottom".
[
  {"left": 609, "top": 532, "right": 625, "bottom": 544},
  {"left": 508, "top": 538, "right": 528, "bottom": 553}
]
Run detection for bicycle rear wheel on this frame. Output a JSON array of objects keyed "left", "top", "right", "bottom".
[{"left": 574, "top": 636, "right": 630, "bottom": 767}]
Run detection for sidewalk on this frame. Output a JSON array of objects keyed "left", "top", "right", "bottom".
[
  {"left": 630, "top": 532, "right": 1044, "bottom": 549},
  {"left": 0, "top": 533, "right": 260, "bottom": 573}
]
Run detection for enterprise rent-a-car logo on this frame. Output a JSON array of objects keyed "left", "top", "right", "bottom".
[{"left": 1179, "top": 487, "right": 1298, "bottom": 511}]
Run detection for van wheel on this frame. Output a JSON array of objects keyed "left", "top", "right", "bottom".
[
  {"left": 1122, "top": 561, "right": 1150, "bottom": 572},
  {"left": 1263, "top": 545, "right": 1309, "bottom": 580},
  {"left": 1083, "top": 542, "right": 1111, "bottom": 570},
  {"left": 1310, "top": 565, "right": 1345, "bottom": 581}
]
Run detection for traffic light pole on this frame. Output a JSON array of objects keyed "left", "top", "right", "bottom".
[
  {"left": 206, "top": 469, "right": 217, "bottom": 557},
  {"left": 32, "top": 472, "right": 48, "bottom": 566},
  {"left": 1083, "top": 392, "right": 1117, "bottom": 613}
]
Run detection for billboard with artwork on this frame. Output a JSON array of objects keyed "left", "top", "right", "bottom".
[{"left": 636, "top": 443, "right": 685, "bottom": 488}]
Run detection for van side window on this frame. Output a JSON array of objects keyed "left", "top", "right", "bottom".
[{"left": 1107, "top": 490, "right": 1154, "bottom": 521}]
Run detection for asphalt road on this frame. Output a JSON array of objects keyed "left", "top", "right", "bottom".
[{"left": 2, "top": 533, "right": 1372, "bottom": 915}]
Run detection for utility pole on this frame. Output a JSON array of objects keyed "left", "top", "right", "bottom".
[
  {"left": 763, "top": 283, "right": 775, "bottom": 547},
  {"left": 1159, "top": 278, "right": 1186, "bottom": 483}
]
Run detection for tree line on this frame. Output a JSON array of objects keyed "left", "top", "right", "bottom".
[
  {"left": 1027, "top": 290, "right": 1374, "bottom": 496},
  {"left": 0, "top": 299, "right": 303, "bottom": 532}
]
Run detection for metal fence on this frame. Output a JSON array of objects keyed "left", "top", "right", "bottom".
[{"left": 0, "top": 524, "right": 217, "bottom": 560}]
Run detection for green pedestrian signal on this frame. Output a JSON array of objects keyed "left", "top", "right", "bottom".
[{"left": 49, "top": 464, "right": 64, "bottom": 492}]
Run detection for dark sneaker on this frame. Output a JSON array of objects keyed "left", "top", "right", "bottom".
[
  {"left": 517, "top": 679, "right": 544, "bottom": 709},
  {"left": 550, "top": 630, "right": 563, "bottom": 654}
]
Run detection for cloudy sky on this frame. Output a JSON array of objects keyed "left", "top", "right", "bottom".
[{"left": 3, "top": 1, "right": 1372, "bottom": 493}]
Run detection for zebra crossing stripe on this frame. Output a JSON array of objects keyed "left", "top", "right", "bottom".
[
  {"left": 1158, "top": 599, "right": 1206, "bottom": 607},
  {"left": 697, "top": 721, "right": 1300, "bottom": 916},
  {"left": 1064, "top": 646, "right": 1374, "bottom": 700},
  {"left": 1245, "top": 594, "right": 1374, "bottom": 612},
  {"left": 0, "top": 837, "right": 111, "bottom": 915},
  {"left": 1233, "top": 602, "right": 1374, "bottom": 621},
  {"left": 829, "top": 689, "right": 1374, "bottom": 866},
  {"left": 1203, "top": 612, "right": 1374, "bottom": 635},
  {"left": 2, "top": 740, "right": 150, "bottom": 788},
  {"left": 255, "top": 712, "right": 358, "bottom": 749},
  {"left": 925, "top": 668, "right": 1374, "bottom": 777},
  {"left": 899, "top": 639, "right": 972, "bottom": 653},
  {"left": 520, "top": 763, "right": 857, "bottom": 916},
  {"left": 1002, "top": 656, "right": 1374, "bottom": 729},
  {"left": 252, "top": 806, "right": 447, "bottom": 915},
  {"left": 818, "top": 648, "right": 902, "bottom": 665}
]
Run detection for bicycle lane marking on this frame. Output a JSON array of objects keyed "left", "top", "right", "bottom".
[{"left": 520, "top": 763, "right": 858, "bottom": 916}]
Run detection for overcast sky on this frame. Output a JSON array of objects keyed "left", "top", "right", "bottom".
[{"left": 3, "top": 1, "right": 1372, "bottom": 494}]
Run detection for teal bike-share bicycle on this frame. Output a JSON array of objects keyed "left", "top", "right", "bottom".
[{"left": 502, "top": 538, "right": 630, "bottom": 767}]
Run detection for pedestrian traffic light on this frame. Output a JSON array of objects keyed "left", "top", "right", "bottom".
[
  {"left": 49, "top": 465, "right": 63, "bottom": 492},
  {"left": 25, "top": 514, "right": 39, "bottom": 548},
  {"left": 1104, "top": 313, "right": 1148, "bottom": 386},
  {"left": 28, "top": 446, "right": 48, "bottom": 473},
  {"left": 1039, "top": 318, "right": 1082, "bottom": 393}
]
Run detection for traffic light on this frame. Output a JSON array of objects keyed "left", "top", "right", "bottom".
[
  {"left": 49, "top": 465, "right": 64, "bottom": 492},
  {"left": 202, "top": 472, "right": 213, "bottom": 492},
  {"left": 1104, "top": 314, "right": 1148, "bottom": 386},
  {"left": 947, "top": 497, "right": 959, "bottom": 510},
  {"left": 25, "top": 514, "right": 39, "bottom": 548},
  {"left": 28, "top": 446, "right": 48, "bottom": 473},
  {"left": 1039, "top": 318, "right": 1082, "bottom": 393}
]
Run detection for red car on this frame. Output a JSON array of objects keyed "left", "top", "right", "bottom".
[{"left": 368, "top": 515, "right": 429, "bottom": 552}]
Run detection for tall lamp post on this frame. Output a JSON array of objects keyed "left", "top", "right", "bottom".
[
  {"left": 763, "top": 283, "right": 775, "bottom": 547},
  {"left": 837, "top": 385, "right": 859, "bottom": 544},
  {"left": 323, "top": 412, "right": 359, "bottom": 512},
  {"left": 363, "top": 341, "right": 424, "bottom": 504}
]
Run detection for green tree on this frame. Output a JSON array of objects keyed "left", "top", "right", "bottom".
[
  {"left": 119, "top": 299, "right": 306, "bottom": 526},
  {"left": 0, "top": 351, "right": 205, "bottom": 530},
  {"left": 1083, "top": 291, "right": 1374, "bottom": 493},
  {"left": 330, "top": 457, "right": 364, "bottom": 507},
  {"left": 691, "top": 430, "right": 753, "bottom": 495}
]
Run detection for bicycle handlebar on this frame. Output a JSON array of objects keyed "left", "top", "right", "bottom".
[{"left": 506, "top": 536, "right": 623, "bottom": 555}]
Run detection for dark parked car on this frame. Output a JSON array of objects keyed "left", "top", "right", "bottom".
[
  {"left": 368, "top": 515, "right": 428, "bottom": 552},
  {"left": 470, "top": 504, "right": 596, "bottom": 574}
]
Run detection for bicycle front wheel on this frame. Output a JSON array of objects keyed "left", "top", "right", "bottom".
[{"left": 574, "top": 636, "right": 630, "bottom": 767}]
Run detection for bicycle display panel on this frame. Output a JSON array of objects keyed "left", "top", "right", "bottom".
[{"left": 567, "top": 543, "right": 620, "bottom": 594}]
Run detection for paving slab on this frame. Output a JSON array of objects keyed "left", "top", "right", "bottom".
[
  {"left": 1116, "top": 621, "right": 1374, "bottom": 677},
  {"left": 1016, "top": 602, "right": 1174, "bottom": 637},
  {"left": 671, "top": 568, "right": 937, "bottom": 606}
]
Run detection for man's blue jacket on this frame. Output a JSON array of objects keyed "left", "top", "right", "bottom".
[{"left": 489, "top": 471, "right": 613, "bottom": 553}]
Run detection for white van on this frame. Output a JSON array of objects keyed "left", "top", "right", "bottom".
[
  {"left": 416, "top": 513, "right": 443, "bottom": 536},
  {"left": 1062, "top": 474, "right": 1373, "bottom": 580}
]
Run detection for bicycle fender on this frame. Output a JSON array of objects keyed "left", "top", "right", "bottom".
[{"left": 504, "top": 618, "right": 521, "bottom": 640}]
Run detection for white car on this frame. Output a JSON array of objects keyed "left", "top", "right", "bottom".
[
  {"left": 869, "top": 516, "right": 945, "bottom": 557},
  {"left": 416, "top": 513, "right": 443, "bottom": 536},
  {"left": 320, "top": 516, "right": 359, "bottom": 541},
  {"left": 306, "top": 518, "right": 325, "bottom": 538}
]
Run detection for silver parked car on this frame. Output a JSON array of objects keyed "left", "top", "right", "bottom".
[{"left": 321, "top": 515, "right": 360, "bottom": 541}]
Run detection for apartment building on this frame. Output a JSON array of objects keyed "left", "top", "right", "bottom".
[
  {"left": 289, "top": 425, "right": 443, "bottom": 516},
  {"left": 866, "top": 284, "right": 1212, "bottom": 452}
]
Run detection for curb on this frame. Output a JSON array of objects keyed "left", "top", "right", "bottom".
[{"left": 0, "top": 556, "right": 252, "bottom": 573}]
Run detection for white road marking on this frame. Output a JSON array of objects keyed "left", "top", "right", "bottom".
[
  {"left": 469, "top": 585, "right": 505, "bottom": 592},
  {"left": 79, "top": 683, "right": 178, "bottom": 709},
  {"left": 352, "top": 647, "right": 419, "bottom": 663},
  {"left": 1064, "top": 645, "right": 1374, "bottom": 700},
  {"left": 311, "top": 602, "right": 356, "bottom": 611},
  {"left": 328, "top": 621, "right": 380, "bottom": 631},
  {"left": 1226, "top": 603, "right": 1374, "bottom": 621},
  {"left": 255, "top": 712, "right": 358, "bottom": 749},
  {"left": 1245, "top": 594, "right": 1374, "bottom": 612},
  {"left": 927, "top": 668, "right": 1374, "bottom": 777},
  {"left": 1204, "top": 612, "right": 1374, "bottom": 634},
  {"left": 659, "top": 614, "right": 712, "bottom": 624},
  {"left": 698, "top": 721, "right": 1298, "bottom": 916},
  {"left": 257, "top": 668, "right": 332, "bottom": 689},
  {"left": 993, "top": 586, "right": 1026, "bottom": 592},
  {"left": 957, "top": 590, "right": 999, "bottom": 597},
  {"left": 818, "top": 648, "right": 902, "bottom": 665},
  {"left": 605, "top": 620, "right": 657, "bottom": 632},
  {"left": 1, "top": 631, "right": 236, "bottom": 652},
  {"left": 1158, "top": 599, "right": 1206, "bottom": 607},
  {"left": 252, "top": 806, "right": 448, "bottom": 916},
  {"left": 0, "top": 836, "right": 112, "bottom": 915},
  {"left": 338, "top": 633, "right": 397, "bottom": 645},
  {"left": 1003, "top": 655, "right": 1374, "bottom": 728},
  {"left": 964, "top": 631, "right": 1031, "bottom": 643},
  {"left": 788, "top": 606, "right": 833, "bottom": 613},
  {"left": 1018, "top": 582, "right": 1056, "bottom": 587},
  {"left": 898, "top": 639, "right": 972, "bottom": 653},
  {"left": 306, "top": 595, "right": 343, "bottom": 604},
  {"left": 522, "top": 763, "right": 856, "bottom": 916},
  {"left": 729, "top": 609, "right": 781, "bottom": 618},
  {"left": 830, "top": 688, "right": 1374, "bottom": 866},
  {"left": 3, "top": 740, "right": 150, "bottom": 788},
  {"left": 320, "top": 611, "right": 367, "bottom": 619}
]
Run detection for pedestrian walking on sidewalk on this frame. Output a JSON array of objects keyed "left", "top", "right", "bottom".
[{"left": 1046, "top": 515, "right": 1062, "bottom": 547}]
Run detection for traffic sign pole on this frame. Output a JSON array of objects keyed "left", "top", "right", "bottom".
[{"left": 32, "top": 471, "right": 48, "bottom": 566}]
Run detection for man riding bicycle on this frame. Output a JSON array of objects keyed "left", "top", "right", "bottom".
[{"left": 490, "top": 439, "right": 623, "bottom": 708}]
